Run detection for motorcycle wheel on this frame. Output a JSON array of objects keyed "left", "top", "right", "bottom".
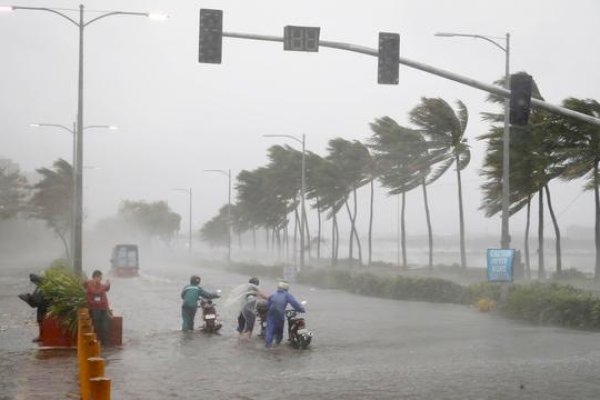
[
  {"left": 205, "top": 319, "right": 215, "bottom": 333},
  {"left": 298, "top": 334, "right": 311, "bottom": 349}
]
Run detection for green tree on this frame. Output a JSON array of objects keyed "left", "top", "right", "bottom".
[
  {"left": 0, "top": 160, "right": 29, "bottom": 220},
  {"left": 480, "top": 73, "right": 562, "bottom": 278},
  {"left": 29, "top": 159, "right": 73, "bottom": 258},
  {"left": 200, "top": 204, "right": 230, "bottom": 247},
  {"left": 118, "top": 200, "right": 181, "bottom": 245},
  {"left": 409, "top": 98, "right": 471, "bottom": 268},
  {"left": 369, "top": 117, "right": 431, "bottom": 268},
  {"left": 550, "top": 98, "right": 600, "bottom": 278}
]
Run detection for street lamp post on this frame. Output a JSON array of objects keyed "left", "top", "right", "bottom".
[
  {"left": 174, "top": 188, "right": 193, "bottom": 253},
  {"left": 435, "top": 32, "right": 511, "bottom": 249},
  {"left": 30, "top": 122, "right": 117, "bottom": 263},
  {"left": 263, "top": 134, "right": 306, "bottom": 272},
  {"left": 2, "top": 4, "right": 167, "bottom": 275},
  {"left": 204, "top": 169, "right": 232, "bottom": 263}
]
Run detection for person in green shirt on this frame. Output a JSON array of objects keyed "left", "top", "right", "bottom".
[{"left": 181, "top": 275, "right": 220, "bottom": 331}]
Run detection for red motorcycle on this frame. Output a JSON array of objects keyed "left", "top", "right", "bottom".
[
  {"left": 199, "top": 297, "right": 222, "bottom": 334},
  {"left": 286, "top": 304, "right": 313, "bottom": 349}
]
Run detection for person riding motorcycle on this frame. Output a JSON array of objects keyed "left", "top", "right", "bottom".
[
  {"left": 236, "top": 277, "right": 268, "bottom": 341},
  {"left": 265, "top": 281, "right": 305, "bottom": 348},
  {"left": 181, "top": 275, "right": 220, "bottom": 331}
]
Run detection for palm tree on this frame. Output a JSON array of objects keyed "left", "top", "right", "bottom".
[
  {"left": 369, "top": 117, "right": 431, "bottom": 268},
  {"left": 409, "top": 98, "right": 471, "bottom": 268},
  {"left": 550, "top": 98, "right": 600, "bottom": 279},
  {"left": 29, "top": 159, "right": 74, "bottom": 259},
  {"left": 325, "top": 138, "right": 374, "bottom": 266},
  {"left": 480, "top": 73, "right": 563, "bottom": 278}
]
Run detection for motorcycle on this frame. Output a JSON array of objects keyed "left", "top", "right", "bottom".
[
  {"left": 286, "top": 301, "right": 313, "bottom": 349},
  {"left": 199, "top": 291, "right": 222, "bottom": 334},
  {"left": 255, "top": 300, "right": 268, "bottom": 337}
]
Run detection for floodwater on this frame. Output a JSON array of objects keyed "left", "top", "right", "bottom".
[{"left": 3, "top": 258, "right": 600, "bottom": 399}]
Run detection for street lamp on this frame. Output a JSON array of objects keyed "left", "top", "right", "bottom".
[
  {"left": 30, "top": 122, "right": 117, "bottom": 263},
  {"left": 204, "top": 169, "right": 232, "bottom": 263},
  {"left": 173, "top": 188, "right": 193, "bottom": 253},
  {"left": 2, "top": 4, "right": 167, "bottom": 275},
  {"left": 263, "top": 134, "right": 306, "bottom": 272},
  {"left": 435, "top": 32, "right": 511, "bottom": 249}
]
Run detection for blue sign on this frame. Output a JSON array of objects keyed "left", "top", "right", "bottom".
[{"left": 486, "top": 249, "right": 514, "bottom": 282}]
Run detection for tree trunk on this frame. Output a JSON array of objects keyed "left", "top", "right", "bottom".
[
  {"left": 455, "top": 153, "right": 467, "bottom": 269},
  {"left": 332, "top": 212, "right": 339, "bottom": 265},
  {"left": 402, "top": 191, "right": 407, "bottom": 269},
  {"left": 544, "top": 184, "right": 562, "bottom": 274},
  {"left": 294, "top": 209, "right": 300, "bottom": 266},
  {"left": 368, "top": 180, "right": 374, "bottom": 266},
  {"left": 317, "top": 196, "right": 322, "bottom": 263},
  {"left": 422, "top": 180, "right": 433, "bottom": 269},
  {"left": 524, "top": 196, "right": 531, "bottom": 279},
  {"left": 352, "top": 188, "right": 363, "bottom": 266},
  {"left": 302, "top": 200, "right": 311, "bottom": 262},
  {"left": 345, "top": 200, "right": 354, "bottom": 263},
  {"left": 595, "top": 161, "right": 600, "bottom": 280},
  {"left": 57, "top": 230, "right": 71, "bottom": 261},
  {"left": 538, "top": 188, "right": 545, "bottom": 279}
]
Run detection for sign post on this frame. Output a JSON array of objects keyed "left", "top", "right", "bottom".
[{"left": 486, "top": 249, "right": 515, "bottom": 282}]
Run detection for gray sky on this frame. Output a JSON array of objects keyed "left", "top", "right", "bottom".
[{"left": 1, "top": 0, "right": 599, "bottom": 240}]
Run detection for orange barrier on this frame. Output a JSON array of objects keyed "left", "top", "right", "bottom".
[{"left": 77, "top": 308, "right": 113, "bottom": 400}]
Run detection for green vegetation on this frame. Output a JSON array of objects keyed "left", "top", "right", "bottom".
[
  {"left": 223, "top": 261, "right": 600, "bottom": 331},
  {"left": 39, "top": 260, "right": 86, "bottom": 333}
]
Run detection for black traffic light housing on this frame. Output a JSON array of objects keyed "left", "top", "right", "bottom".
[
  {"left": 509, "top": 73, "right": 533, "bottom": 126},
  {"left": 284, "top": 26, "right": 320, "bottom": 52},
  {"left": 199, "top": 9, "right": 223, "bottom": 64},
  {"left": 378, "top": 32, "right": 400, "bottom": 85}
]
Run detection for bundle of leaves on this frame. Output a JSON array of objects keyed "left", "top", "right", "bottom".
[{"left": 39, "top": 266, "right": 86, "bottom": 333}]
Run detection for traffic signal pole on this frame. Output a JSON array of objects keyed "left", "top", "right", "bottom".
[{"left": 221, "top": 31, "right": 600, "bottom": 127}]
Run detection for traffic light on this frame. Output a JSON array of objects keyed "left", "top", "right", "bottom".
[
  {"left": 284, "top": 26, "right": 320, "bottom": 52},
  {"left": 198, "top": 9, "right": 223, "bottom": 64},
  {"left": 378, "top": 32, "right": 399, "bottom": 85},
  {"left": 509, "top": 73, "right": 533, "bottom": 126}
]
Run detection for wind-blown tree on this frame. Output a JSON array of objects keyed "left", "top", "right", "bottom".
[
  {"left": 479, "top": 72, "right": 563, "bottom": 278},
  {"left": 305, "top": 152, "right": 348, "bottom": 265},
  {"left": 0, "top": 160, "right": 29, "bottom": 220},
  {"left": 235, "top": 167, "right": 290, "bottom": 258},
  {"left": 200, "top": 204, "right": 230, "bottom": 247},
  {"left": 29, "top": 159, "right": 73, "bottom": 258},
  {"left": 118, "top": 200, "right": 181, "bottom": 245},
  {"left": 369, "top": 117, "right": 432, "bottom": 268},
  {"left": 409, "top": 97, "right": 471, "bottom": 269},
  {"left": 550, "top": 98, "right": 600, "bottom": 279},
  {"left": 325, "top": 138, "right": 373, "bottom": 266}
]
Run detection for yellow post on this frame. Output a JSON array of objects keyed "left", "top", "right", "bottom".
[
  {"left": 80, "top": 333, "right": 98, "bottom": 400},
  {"left": 90, "top": 377, "right": 111, "bottom": 400},
  {"left": 88, "top": 357, "right": 105, "bottom": 379}
]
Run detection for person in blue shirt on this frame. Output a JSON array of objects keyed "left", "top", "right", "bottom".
[
  {"left": 265, "top": 280, "right": 305, "bottom": 348},
  {"left": 181, "top": 275, "right": 220, "bottom": 331}
]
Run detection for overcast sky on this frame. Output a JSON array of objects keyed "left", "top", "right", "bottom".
[{"left": 1, "top": 0, "right": 599, "bottom": 242}]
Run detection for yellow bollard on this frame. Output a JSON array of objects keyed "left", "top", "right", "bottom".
[
  {"left": 88, "top": 357, "right": 105, "bottom": 379},
  {"left": 90, "top": 377, "right": 111, "bottom": 400},
  {"left": 80, "top": 333, "right": 98, "bottom": 400}
]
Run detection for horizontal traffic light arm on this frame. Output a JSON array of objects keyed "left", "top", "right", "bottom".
[{"left": 222, "top": 30, "right": 600, "bottom": 127}]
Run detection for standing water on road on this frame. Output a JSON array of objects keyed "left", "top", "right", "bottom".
[{"left": 4, "top": 258, "right": 600, "bottom": 399}]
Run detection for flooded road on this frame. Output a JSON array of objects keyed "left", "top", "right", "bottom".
[{"left": 3, "top": 258, "right": 600, "bottom": 399}]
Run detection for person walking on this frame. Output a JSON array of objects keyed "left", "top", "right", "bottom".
[
  {"left": 181, "top": 275, "right": 220, "bottom": 331},
  {"left": 265, "top": 281, "right": 305, "bottom": 348},
  {"left": 236, "top": 277, "right": 268, "bottom": 341},
  {"left": 84, "top": 270, "right": 111, "bottom": 346}
]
